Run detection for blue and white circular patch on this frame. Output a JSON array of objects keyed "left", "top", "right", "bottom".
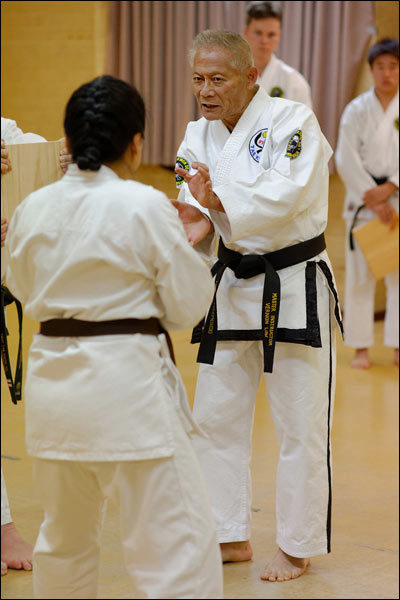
[{"left": 249, "top": 128, "right": 268, "bottom": 163}]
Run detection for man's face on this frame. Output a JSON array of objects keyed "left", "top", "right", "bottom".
[
  {"left": 192, "top": 46, "right": 256, "bottom": 129},
  {"left": 371, "top": 53, "right": 399, "bottom": 95},
  {"left": 243, "top": 18, "right": 281, "bottom": 66}
]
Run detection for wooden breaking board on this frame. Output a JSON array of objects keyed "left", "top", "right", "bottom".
[
  {"left": 353, "top": 215, "right": 399, "bottom": 280},
  {"left": 1, "top": 140, "right": 65, "bottom": 221}
]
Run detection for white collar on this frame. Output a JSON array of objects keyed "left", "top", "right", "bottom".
[{"left": 64, "top": 163, "right": 120, "bottom": 182}]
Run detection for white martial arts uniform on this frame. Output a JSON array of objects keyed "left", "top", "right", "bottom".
[
  {"left": 175, "top": 85, "right": 342, "bottom": 557},
  {"left": 5, "top": 164, "right": 223, "bottom": 599},
  {"left": 335, "top": 88, "right": 399, "bottom": 349},
  {"left": 1, "top": 117, "right": 46, "bottom": 527},
  {"left": 258, "top": 53, "right": 313, "bottom": 108}
]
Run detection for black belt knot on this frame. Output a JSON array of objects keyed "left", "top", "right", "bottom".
[
  {"left": 193, "top": 233, "right": 326, "bottom": 373},
  {"left": 230, "top": 254, "right": 266, "bottom": 279}
]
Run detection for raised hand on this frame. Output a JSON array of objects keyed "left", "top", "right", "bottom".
[
  {"left": 59, "top": 147, "right": 73, "bottom": 173},
  {"left": 175, "top": 161, "right": 224, "bottom": 212},
  {"left": 1, "top": 218, "right": 8, "bottom": 247},
  {"left": 170, "top": 199, "right": 213, "bottom": 246},
  {"left": 1, "top": 139, "right": 11, "bottom": 175}
]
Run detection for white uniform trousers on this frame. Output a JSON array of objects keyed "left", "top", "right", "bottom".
[
  {"left": 1, "top": 467, "right": 12, "bottom": 525},
  {"left": 344, "top": 220, "right": 399, "bottom": 349},
  {"left": 32, "top": 409, "right": 223, "bottom": 599},
  {"left": 192, "top": 270, "right": 336, "bottom": 558}
]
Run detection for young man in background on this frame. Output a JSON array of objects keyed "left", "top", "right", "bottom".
[{"left": 243, "top": 1, "right": 313, "bottom": 107}]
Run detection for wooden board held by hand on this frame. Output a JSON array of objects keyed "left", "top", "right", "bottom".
[
  {"left": 353, "top": 216, "right": 399, "bottom": 280},
  {"left": 1, "top": 140, "right": 65, "bottom": 221}
]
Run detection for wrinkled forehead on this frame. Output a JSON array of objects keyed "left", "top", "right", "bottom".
[{"left": 192, "top": 46, "right": 238, "bottom": 74}]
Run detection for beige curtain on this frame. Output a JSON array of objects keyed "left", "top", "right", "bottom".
[
  {"left": 278, "top": 1, "right": 374, "bottom": 153},
  {"left": 106, "top": 1, "right": 373, "bottom": 165},
  {"left": 106, "top": 1, "right": 247, "bottom": 164}
]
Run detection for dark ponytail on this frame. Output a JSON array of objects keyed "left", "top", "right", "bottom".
[{"left": 64, "top": 75, "right": 145, "bottom": 171}]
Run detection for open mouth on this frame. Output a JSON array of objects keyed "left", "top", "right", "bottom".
[{"left": 202, "top": 103, "right": 219, "bottom": 110}]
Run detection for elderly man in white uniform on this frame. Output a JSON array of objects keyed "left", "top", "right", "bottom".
[
  {"left": 174, "top": 30, "right": 342, "bottom": 583},
  {"left": 335, "top": 38, "right": 399, "bottom": 369},
  {"left": 5, "top": 76, "right": 223, "bottom": 599},
  {"left": 243, "top": 1, "right": 312, "bottom": 108},
  {"left": 1, "top": 117, "right": 47, "bottom": 577}
]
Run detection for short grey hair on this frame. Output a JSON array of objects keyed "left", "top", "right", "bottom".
[{"left": 189, "top": 29, "right": 254, "bottom": 71}]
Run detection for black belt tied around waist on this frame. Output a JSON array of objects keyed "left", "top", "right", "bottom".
[
  {"left": 349, "top": 174, "right": 388, "bottom": 251},
  {"left": 40, "top": 317, "right": 176, "bottom": 364},
  {"left": 192, "top": 232, "right": 326, "bottom": 373}
]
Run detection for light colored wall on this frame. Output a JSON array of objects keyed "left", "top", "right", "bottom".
[
  {"left": 375, "top": 0, "right": 399, "bottom": 39},
  {"left": 1, "top": 1, "right": 110, "bottom": 141},
  {"left": 354, "top": 1, "right": 399, "bottom": 97}
]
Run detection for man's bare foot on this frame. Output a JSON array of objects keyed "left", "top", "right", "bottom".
[
  {"left": 394, "top": 348, "right": 399, "bottom": 366},
  {"left": 220, "top": 541, "right": 253, "bottom": 563},
  {"left": 261, "top": 547, "right": 310, "bottom": 582},
  {"left": 351, "top": 348, "right": 371, "bottom": 369},
  {"left": 1, "top": 522, "right": 33, "bottom": 571},
  {"left": 1, "top": 560, "right": 7, "bottom": 576}
]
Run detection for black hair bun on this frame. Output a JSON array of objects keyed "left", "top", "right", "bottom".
[{"left": 76, "top": 146, "right": 102, "bottom": 171}]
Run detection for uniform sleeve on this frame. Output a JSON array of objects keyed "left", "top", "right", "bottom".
[
  {"left": 1, "top": 117, "right": 46, "bottom": 144},
  {"left": 335, "top": 102, "right": 376, "bottom": 200},
  {"left": 388, "top": 171, "right": 399, "bottom": 189},
  {"left": 1, "top": 118, "right": 24, "bottom": 143},
  {"left": 211, "top": 106, "right": 332, "bottom": 243},
  {"left": 135, "top": 191, "right": 215, "bottom": 331}
]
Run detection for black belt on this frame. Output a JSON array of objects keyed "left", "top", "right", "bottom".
[
  {"left": 349, "top": 175, "right": 388, "bottom": 250},
  {"left": 40, "top": 317, "right": 176, "bottom": 364},
  {"left": 1, "top": 285, "right": 23, "bottom": 404},
  {"left": 192, "top": 233, "right": 326, "bottom": 373}
]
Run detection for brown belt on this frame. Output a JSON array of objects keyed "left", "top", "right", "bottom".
[{"left": 39, "top": 317, "right": 176, "bottom": 364}]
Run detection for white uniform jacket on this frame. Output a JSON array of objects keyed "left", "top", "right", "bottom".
[
  {"left": 258, "top": 54, "right": 313, "bottom": 108},
  {"left": 335, "top": 88, "right": 399, "bottom": 221},
  {"left": 176, "top": 85, "right": 341, "bottom": 350},
  {"left": 5, "top": 165, "right": 215, "bottom": 461},
  {"left": 1, "top": 117, "right": 47, "bottom": 145}
]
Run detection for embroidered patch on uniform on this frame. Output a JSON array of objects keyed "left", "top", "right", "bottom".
[
  {"left": 395, "top": 117, "right": 399, "bottom": 131},
  {"left": 285, "top": 130, "right": 302, "bottom": 159},
  {"left": 175, "top": 156, "right": 190, "bottom": 187},
  {"left": 249, "top": 128, "right": 268, "bottom": 163},
  {"left": 270, "top": 86, "right": 284, "bottom": 98}
]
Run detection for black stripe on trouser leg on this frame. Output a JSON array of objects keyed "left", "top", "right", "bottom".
[{"left": 326, "top": 294, "right": 333, "bottom": 553}]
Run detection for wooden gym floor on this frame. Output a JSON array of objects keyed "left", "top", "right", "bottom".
[{"left": 1, "top": 167, "right": 398, "bottom": 599}]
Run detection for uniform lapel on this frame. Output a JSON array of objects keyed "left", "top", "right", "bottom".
[
  {"left": 213, "top": 87, "right": 272, "bottom": 186},
  {"left": 364, "top": 89, "right": 399, "bottom": 173}
]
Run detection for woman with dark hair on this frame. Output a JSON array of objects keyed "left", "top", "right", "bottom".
[{"left": 4, "top": 75, "right": 223, "bottom": 599}]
